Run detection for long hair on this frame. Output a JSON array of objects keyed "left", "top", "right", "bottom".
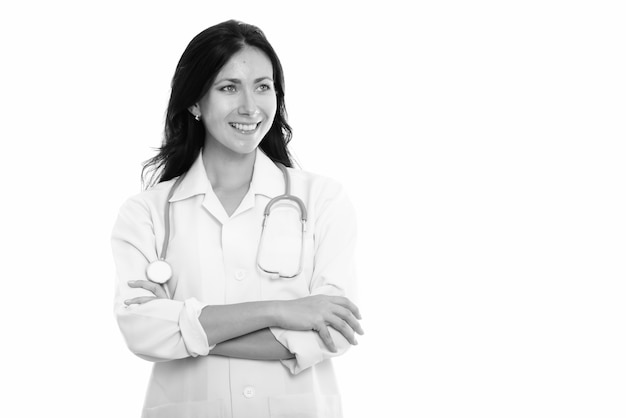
[{"left": 142, "top": 20, "right": 293, "bottom": 188}]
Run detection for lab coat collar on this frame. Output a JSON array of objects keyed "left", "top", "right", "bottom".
[
  {"left": 168, "top": 152, "right": 211, "bottom": 203},
  {"left": 231, "top": 150, "right": 284, "bottom": 220},
  {"left": 249, "top": 149, "right": 285, "bottom": 199},
  {"left": 168, "top": 150, "right": 285, "bottom": 221}
]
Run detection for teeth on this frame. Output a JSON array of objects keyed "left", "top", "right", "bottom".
[{"left": 231, "top": 123, "right": 258, "bottom": 131}]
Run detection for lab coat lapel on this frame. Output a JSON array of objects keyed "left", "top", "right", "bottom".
[
  {"left": 169, "top": 150, "right": 284, "bottom": 223},
  {"left": 169, "top": 153, "right": 211, "bottom": 203},
  {"left": 168, "top": 152, "right": 231, "bottom": 224},
  {"left": 248, "top": 150, "right": 285, "bottom": 200},
  {"left": 202, "top": 190, "right": 231, "bottom": 224},
  {"left": 228, "top": 151, "right": 284, "bottom": 218}
]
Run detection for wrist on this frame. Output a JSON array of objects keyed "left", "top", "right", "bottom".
[{"left": 270, "top": 300, "right": 287, "bottom": 329}]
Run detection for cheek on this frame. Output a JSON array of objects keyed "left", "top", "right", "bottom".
[
  {"left": 265, "top": 97, "right": 278, "bottom": 120},
  {"left": 203, "top": 99, "right": 225, "bottom": 119},
  {"left": 202, "top": 102, "right": 229, "bottom": 130},
  {"left": 203, "top": 111, "right": 220, "bottom": 130}
]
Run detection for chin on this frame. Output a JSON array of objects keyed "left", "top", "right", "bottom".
[{"left": 229, "top": 141, "right": 262, "bottom": 155}]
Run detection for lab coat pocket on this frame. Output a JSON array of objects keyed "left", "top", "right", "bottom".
[
  {"left": 258, "top": 202, "right": 307, "bottom": 279},
  {"left": 142, "top": 399, "right": 225, "bottom": 418},
  {"left": 268, "top": 393, "right": 342, "bottom": 418},
  {"left": 259, "top": 224, "right": 314, "bottom": 300}
]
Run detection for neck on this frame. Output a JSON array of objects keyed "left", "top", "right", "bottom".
[{"left": 202, "top": 145, "right": 256, "bottom": 192}]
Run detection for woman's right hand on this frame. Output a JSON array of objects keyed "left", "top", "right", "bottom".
[{"left": 277, "top": 295, "right": 364, "bottom": 352}]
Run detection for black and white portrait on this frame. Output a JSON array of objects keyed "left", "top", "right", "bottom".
[{"left": 2, "top": 1, "right": 624, "bottom": 417}]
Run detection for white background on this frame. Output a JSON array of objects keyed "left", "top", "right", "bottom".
[{"left": 1, "top": 1, "right": 625, "bottom": 417}]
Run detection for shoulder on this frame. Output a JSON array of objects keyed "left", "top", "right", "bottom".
[
  {"left": 286, "top": 167, "right": 355, "bottom": 219},
  {"left": 286, "top": 167, "right": 346, "bottom": 199},
  {"left": 115, "top": 178, "right": 178, "bottom": 220}
]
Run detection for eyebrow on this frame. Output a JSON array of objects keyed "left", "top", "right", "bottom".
[{"left": 213, "top": 76, "right": 274, "bottom": 85}]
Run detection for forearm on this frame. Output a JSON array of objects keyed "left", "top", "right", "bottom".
[
  {"left": 199, "top": 300, "right": 283, "bottom": 346},
  {"left": 210, "top": 328, "right": 295, "bottom": 360}
]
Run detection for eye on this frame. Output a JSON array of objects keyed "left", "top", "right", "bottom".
[
  {"left": 256, "top": 83, "right": 274, "bottom": 92},
  {"left": 219, "top": 84, "right": 237, "bottom": 93}
]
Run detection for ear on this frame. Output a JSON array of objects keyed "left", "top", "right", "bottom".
[{"left": 187, "top": 104, "right": 200, "bottom": 118}]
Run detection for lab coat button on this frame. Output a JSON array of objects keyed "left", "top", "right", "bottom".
[
  {"left": 235, "top": 269, "right": 247, "bottom": 281},
  {"left": 243, "top": 386, "right": 255, "bottom": 399}
]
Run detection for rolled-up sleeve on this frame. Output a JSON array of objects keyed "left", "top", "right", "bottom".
[
  {"left": 270, "top": 182, "right": 358, "bottom": 374},
  {"left": 112, "top": 196, "right": 211, "bottom": 362}
]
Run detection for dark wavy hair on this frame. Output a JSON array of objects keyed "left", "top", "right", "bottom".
[{"left": 142, "top": 20, "right": 293, "bottom": 187}]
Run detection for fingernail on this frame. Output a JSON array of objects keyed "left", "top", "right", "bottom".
[{"left": 124, "top": 300, "right": 130, "bottom": 305}]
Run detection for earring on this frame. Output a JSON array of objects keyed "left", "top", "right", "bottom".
[{"left": 194, "top": 114, "right": 201, "bottom": 121}]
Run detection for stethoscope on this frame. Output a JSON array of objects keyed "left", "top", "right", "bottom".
[{"left": 145, "top": 163, "right": 307, "bottom": 299}]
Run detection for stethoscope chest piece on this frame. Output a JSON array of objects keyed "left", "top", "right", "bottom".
[
  {"left": 146, "top": 259, "right": 173, "bottom": 284},
  {"left": 150, "top": 162, "right": 307, "bottom": 291}
]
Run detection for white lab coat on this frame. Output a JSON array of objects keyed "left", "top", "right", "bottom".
[{"left": 111, "top": 150, "right": 358, "bottom": 418}]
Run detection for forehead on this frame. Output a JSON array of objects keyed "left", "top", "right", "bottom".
[{"left": 216, "top": 46, "right": 273, "bottom": 79}]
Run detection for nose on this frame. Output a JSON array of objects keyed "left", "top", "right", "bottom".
[{"left": 238, "top": 89, "right": 259, "bottom": 116}]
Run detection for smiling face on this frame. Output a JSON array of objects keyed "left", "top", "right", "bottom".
[{"left": 190, "top": 46, "right": 277, "bottom": 157}]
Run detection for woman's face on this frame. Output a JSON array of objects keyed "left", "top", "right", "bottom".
[{"left": 193, "top": 46, "right": 277, "bottom": 156}]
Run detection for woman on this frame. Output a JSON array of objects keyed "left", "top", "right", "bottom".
[{"left": 112, "top": 20, "right": 362, "bottom": 418}]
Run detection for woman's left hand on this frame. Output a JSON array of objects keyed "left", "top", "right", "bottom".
[{"left": 124, "top": 280, "right": 168, "bottom": 305}]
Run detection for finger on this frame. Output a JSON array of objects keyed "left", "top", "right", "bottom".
[
  {"left": 315, "top": 324, "right": 337, "bottom": 353},
  {"left": 124, "top": 296, "right": 158, "bottom": 305},
  {"left": 128, "top": 280, "right": 167, "bottom": 298},
  {"left": 329, "top": 296, "right": 362, "bottom": 320},
  {"left": 333, "top": 306, "right": 364, "bottom": 336},
  {"left": 326, "top": 316, "right": 357, "bottom": 345}
]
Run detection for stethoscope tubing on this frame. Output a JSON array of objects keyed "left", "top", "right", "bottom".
[
  {"left": 146, "top": 162, "right": 307, "bottom": 297},
  {"left": 161, "top": 174, "right": 186, "bottom": 261}
]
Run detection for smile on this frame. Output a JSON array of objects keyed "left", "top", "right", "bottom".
[{"left": 230, "top": 122, "right": 261, "bottom": 133}]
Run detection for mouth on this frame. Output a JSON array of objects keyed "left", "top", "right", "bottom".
[{"left": 229, "top": 121, "right": 262, "bottom": 134}]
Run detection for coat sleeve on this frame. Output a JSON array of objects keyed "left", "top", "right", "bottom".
[
  {"left": 270, "top": 181, "right": 358, "bottom": 374},
  {"left": 111, "top": 196, "right": 212, "bottom": 362}
]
